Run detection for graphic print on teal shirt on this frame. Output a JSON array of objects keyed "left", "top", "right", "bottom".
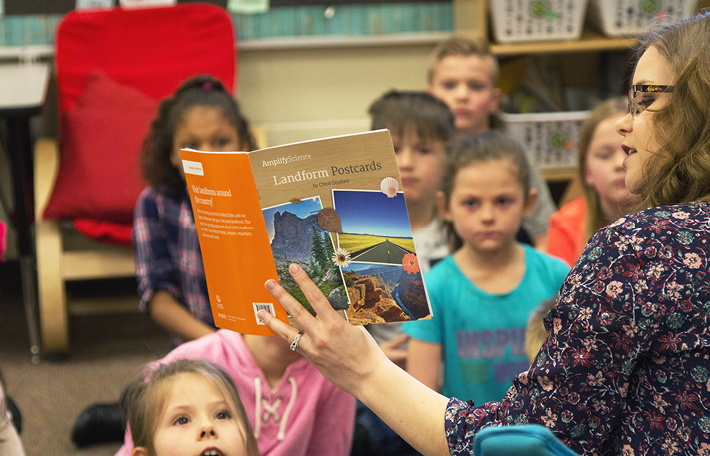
[
  {"left": 403, "top": 244, "right": 569, "bottom": 404},
  {"left": 457, "top": 327, "right": 530, "bottom": 387}
]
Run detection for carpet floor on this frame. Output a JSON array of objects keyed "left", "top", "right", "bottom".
[{"left": 0, "top": 262, "right": 172, "bottom": 456}]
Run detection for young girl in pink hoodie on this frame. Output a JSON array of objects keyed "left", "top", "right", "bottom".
[{"left": 115, "top": 330, "right": 355, "bottom": 456}]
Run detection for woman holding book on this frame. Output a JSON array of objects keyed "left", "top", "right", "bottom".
[{"left": 258, "top": 11, "right": 710, "bottom": 456}]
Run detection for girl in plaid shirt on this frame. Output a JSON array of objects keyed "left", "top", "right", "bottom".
[{"left": 133, "top": 75, "right": 256, "bottom": 344}]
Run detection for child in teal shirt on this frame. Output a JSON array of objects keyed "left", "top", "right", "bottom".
[{"left": 404, "top": 131, "right": 569, "bottom": 404}]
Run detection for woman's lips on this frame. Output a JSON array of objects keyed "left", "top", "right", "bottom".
[{"left": 621, "top": 145, "right": 637, "bottom": 156}]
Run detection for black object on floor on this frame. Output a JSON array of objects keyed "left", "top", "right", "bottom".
[
  {"left": 71, "top": 402, "right": 125, "bottom": 448},
  {"left": 6, "top": 396, "right": 22, "bottom": 433}
]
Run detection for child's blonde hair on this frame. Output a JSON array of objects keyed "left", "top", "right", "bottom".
[
  {"left": 525, "top": 298, "right": 556, "bottom": 364},
  {"left": 440, "top": 131, "right": 531, "bottom": 251},
  {"left": 120, "top": 359, "right": 259, "bottom": 456},
  {"left": 427, "top": 36, "right": 499, "bottom": 85}
]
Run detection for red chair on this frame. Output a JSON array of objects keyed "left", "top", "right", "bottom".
[{"left": 34, "top": 3, "right": 236, "bottom": 355}]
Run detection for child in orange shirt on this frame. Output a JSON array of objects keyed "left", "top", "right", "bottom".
[{"left": 546, "top": 98, "right": 640, "bottom": 266}]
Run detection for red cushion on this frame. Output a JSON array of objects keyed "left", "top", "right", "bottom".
[
  {"left": 46, "top": 4, "right": 236, "bottom": 245},
  {"left": 73, "top": 219, "right": 133, "bottom": 247},
  {"left": 55, "top": 4, "right": 236, "bottom": 115},
  {"left": 42, "top": 72, "right": 156, "bottom": 225}
]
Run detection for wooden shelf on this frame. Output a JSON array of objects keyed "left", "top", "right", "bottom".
[
  {"left": 491, "top": 29, "right": 639, "bottom": 56},
  {"left": 239, "top": 32, "right": 452, "bottom": 51},
  {"left": 542, "top": 168, "right": 577, "bottom": 182}
]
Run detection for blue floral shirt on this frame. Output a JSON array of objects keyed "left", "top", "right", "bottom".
[{"left": 445, "top": 202, "right": 710, "bottom": 456}]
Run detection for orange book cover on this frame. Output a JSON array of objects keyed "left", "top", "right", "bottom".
[{"left": 181, "top": 130, "right": 432, "bottom": 336}]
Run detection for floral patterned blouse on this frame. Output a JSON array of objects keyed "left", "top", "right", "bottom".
[{"left": 445, "top": 202, "right": 710, "bottom": 456}]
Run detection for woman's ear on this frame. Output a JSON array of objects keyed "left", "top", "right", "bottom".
[
  {"left": 132, "top": 447, "right": 148, "bottom": 456},
  {"left": 437, "top": 191, "right": 451, "bottom": 220},
  {"left": 523, "top": 188, "right": 538, "bottom": 217}
]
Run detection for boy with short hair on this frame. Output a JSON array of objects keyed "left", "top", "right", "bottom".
[
  {"left": 369, "top": 89, "right": 455, "bottom": 274},
  {"left": 352, "top": 90, "right": 456, "bottom": 456},
  {"left": 426, "top": 37, "right": 556, "bottom": 248},
  {"left": 426, "top": 37, "right": 502, "bottom": 136}
]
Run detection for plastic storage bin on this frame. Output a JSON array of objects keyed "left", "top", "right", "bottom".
[
  {"left": 587, "top": 0, "right": 698, "bottom": 36},
  {"left": 501, "top": 110, "right": 591, "bottom": 170},
  {"left": 490, "top": 0, "right": 589, "bottom": 43}
]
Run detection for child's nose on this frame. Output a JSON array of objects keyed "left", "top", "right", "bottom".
[
  {"left": 199, "top": 420, "right": 217, "bottom": 439},
  {"left": 480, "top": 204, "right": 495, "bottom": 221},
  {"left": 454, "top": 84, "right": 469, "bottom": 99},
  {"left": 395, "top": 149, "right": 414, "bottom": 168}
]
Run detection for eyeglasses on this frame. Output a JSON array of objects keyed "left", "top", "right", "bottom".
[{"left": 627, "top": 84, "right": 674, "bottom": 119}]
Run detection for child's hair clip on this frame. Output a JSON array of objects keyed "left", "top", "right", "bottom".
[{"left": 202, "top": 82, "right": 213, "bottom": 90}]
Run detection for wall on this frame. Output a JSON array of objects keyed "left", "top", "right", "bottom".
[{"left": 237, "top": 42, "right": 438, "bottom": 147}]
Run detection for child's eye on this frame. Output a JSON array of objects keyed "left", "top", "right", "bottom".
[
  {"left": 467, "top": 82, "right": 486, "bottom": 91},
  {"left": 442, "top": 81, "right": 457, "bottom": 90},
  {"left": 216, "top": 410, "right": 232, "bottom": 420},
  {"left": 214, "top": 138, "right": 231, "bottom": 148},
  {"left": 181, "top": 142, "right": 197, "bottom": 150},
  {"left": 173, "top": 416, "right": 190, "bottom": 426},
  {"left": 594, "top": 151, "right": 613, "bottom": 160},
  {"left": 495, "top": 197, "right": 513, "bottom": 207},
  {"left": 416, "top": 147, "right": 431, "bottom": 155},
  {"left": 462, "top": 199, "right": 479, "bottom": 209}
]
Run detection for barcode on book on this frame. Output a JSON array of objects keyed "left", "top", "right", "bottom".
[{"left": 253, "top": 302, "right": 275, "bottom": 325}]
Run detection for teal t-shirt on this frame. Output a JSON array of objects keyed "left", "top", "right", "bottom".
[{"left": 403, "top": 244, "right": 569, "bottom": 405}]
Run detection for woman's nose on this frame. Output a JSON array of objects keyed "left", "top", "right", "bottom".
[{"left": 615, "top": 112, "right": 632, "bottom": 136}]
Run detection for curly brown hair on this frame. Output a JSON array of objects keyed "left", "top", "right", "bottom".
[
  {"left": 141, "top": 75, "right": 257, "bottom": 195},
  {"left": 633, "top": 10, "right": 710, "bottom": 208}
]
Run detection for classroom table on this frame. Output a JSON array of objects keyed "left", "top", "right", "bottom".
[{"left": 0, "top": 61, "right": 51, "bottom": 364}]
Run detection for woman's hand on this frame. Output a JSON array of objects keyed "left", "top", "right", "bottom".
[
  {"left": 257, "top": 263, "right": 388, "bottom": 397},
  {"left": 258, "top": 263, "right": 451, "bottom": 456}
]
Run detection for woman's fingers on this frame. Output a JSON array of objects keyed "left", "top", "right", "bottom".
[
  {"left": 263, "top": 268, "right": 314, "bottom": 330},
  {"left": 256, "top": 301, "right": 297, "bottom": 343},
  {"left": 286, "top": 264, "right": 343, "bottom": 323}
]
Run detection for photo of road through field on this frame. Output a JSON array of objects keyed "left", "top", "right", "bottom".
[{"left": 350, "top": 238, "right": 411, "bottom": 263}]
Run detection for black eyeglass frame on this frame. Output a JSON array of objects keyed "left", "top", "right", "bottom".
[{"left": 628, "top": 84, "right": 674, "bottom": 119}]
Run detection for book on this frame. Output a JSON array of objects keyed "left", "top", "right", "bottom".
[{"left": 180, "top": 129, "right": 432, "bottom": 336}]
